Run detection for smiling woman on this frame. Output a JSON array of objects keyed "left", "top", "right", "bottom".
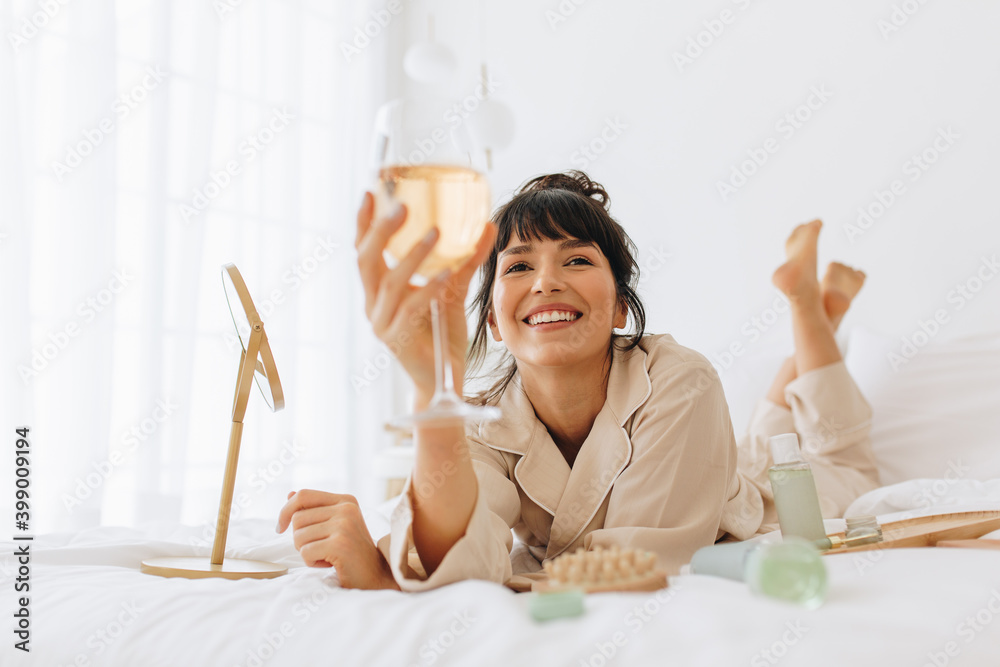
[
  {"left": 468, "top": 172, "right": 643, "bottom": 408},
  {"left": 281, "top": 170, "right": 881, "bottom": 592}
]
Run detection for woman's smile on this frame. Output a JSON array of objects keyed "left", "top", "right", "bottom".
[
  {"left": 522, "top": 303, "right": 584, "bottom": 329},
  {"left": 523, "top": 313, "right": 581, "bottom": 331}
]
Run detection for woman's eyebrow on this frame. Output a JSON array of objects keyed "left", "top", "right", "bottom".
[
  {"left": 560, "top": 238, "right": 596, "bottom": 251},
  {"left": 499, "top": 238, "right": 595, "bottom": 260},
  {"left": 499, "top": 243, "right": 532, "bottom": 260}
]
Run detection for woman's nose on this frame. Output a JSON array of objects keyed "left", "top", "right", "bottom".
[{"left": 531, "top": 262, "right": 566, "bottom": 294}]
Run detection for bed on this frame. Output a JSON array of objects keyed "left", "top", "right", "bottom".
[
  {"left": 5, "top": 507, "right": 1000, "bottom": 667},
  {"left": 5, "top": 327, "right": 1000, "bottom": 666}
]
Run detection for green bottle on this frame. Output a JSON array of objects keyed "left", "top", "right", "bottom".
[
  {"left": 745, "top": 538, "right": 828, "bottom": 609},
  {"left": 768, "top": 433, "right": 828, "bottom": 543},
  {"left": 690, "top": 538, "right": 827, "bottom": 608}
]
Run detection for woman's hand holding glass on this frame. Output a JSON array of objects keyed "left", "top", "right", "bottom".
[{"left": 354, "top": 191, "right": 496, "bottom": 407}]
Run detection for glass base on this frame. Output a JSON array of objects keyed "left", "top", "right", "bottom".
[{"left": 388, "top": 396, "right": 500, "bottom": 429}]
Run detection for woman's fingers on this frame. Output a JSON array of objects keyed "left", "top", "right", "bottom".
[
  {"left": 289, "top": 501, "right": 363, "bottom": 532},
  {"left": 368, "top": 226, "right": 441, "bottom": 333},
  {"left": 276, "top": 489, "right": 358, "bottom": 533},
  {"left": 299, "top": 541, "right": 338, "bottom": 569},
  {"left": 381, "top": 222, "right": 494, "bottom": 327},
  {"left": 357, "top": 201, "right": 406, "bottom": 258},
  {"left": 455, "top": 222, "right": 497, "bottom": 287},
  {"left": 354, "top": 192, "right": 374, "bottom": 249},
  {"left": 292, "top": 517, "right": 342, "bottom": 550},
  {"left": 356, "top": 202, "right": 407, "bottom": 316},
  {"left": 288, "top": 504, "right": 372, "bottom": 569},
  {"left": 377, "top": 265, "right": 452, "bottom": 337}
]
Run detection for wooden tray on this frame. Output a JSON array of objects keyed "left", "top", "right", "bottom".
[
  {"left": 937, "top": 539, "right": 1000, "bottom": 551},
  {"left": 822, "top": 510, "right": 1000, "bottom": 554}
]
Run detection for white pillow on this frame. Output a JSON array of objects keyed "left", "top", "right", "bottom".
[
  {"left": 845, "top": 478, "right": 1000, "bottom": 517},
  {"left": 844, "top": 326, "right": 1000, "bottom": 486}
]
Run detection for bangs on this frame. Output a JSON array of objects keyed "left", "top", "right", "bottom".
[{"left": 494, "top": 189, "right": 606, "bottom": 250}]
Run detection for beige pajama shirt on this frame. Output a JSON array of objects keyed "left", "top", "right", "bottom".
[
  {"left": 377, "top": 334, "right": 880, "bottom": 592},
  {"left": 737, "top": 357, "right": 881, "bottom": 528}
]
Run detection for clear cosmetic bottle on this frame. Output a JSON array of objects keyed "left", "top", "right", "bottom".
[{"left": 768, "top": 433, "right": 828, "bottom": 543}]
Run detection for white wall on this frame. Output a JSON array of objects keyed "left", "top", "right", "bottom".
[{"left": 389, "top": 0, "right": 1000, "bottom": 427}]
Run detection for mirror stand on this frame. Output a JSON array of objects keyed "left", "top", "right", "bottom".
[{"left": 141, "top": 265, "right": 288, "bottom": 580}]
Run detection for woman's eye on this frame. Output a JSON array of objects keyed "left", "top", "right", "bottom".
[{"left": 504, "top": 258, "right": 592, "bottom": 274}]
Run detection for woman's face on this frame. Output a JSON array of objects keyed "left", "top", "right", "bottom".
[{"left": 488, "top": 233, "right": 626, "bottom": 369}]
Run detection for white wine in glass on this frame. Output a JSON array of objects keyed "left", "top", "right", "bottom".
[
  {"left": 372, "top": 99, "right": 500, "bottom": 427},
  {"left": 375, "top": 164, "right": 491, "bottom": 280}
]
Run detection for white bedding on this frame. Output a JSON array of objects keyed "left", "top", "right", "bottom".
[
  {"left": 4, "top": 507, "right": 1000, "bottom": 667},
  {"left": 846, "top": 478, "right": 1000, "bottom": 521}
]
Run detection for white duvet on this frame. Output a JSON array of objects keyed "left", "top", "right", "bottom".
[
  {"left": 3, "top": 488, "right": 1000, "bottom": 667},
  {"left": 846, "top": 478, "right": 1000, "bottom": 521}
]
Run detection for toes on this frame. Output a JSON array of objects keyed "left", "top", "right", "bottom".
[
  {"left": 824, "top": 262, "right": 863, "bottom": 277},
  {"left": 795, "top": 219, "right": 822, "bottom": 234},
  {"left": 797, "top": 219, "right": 822, "bottom": 233},
  {"left": 821, "top": 262, "right": 867, "bottom": 304},
  {"left": 786, "top": 219, "right": 823, "bottom": 250}
]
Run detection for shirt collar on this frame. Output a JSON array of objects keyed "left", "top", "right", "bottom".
[
  {"left": 478, "top": 341, "right": 652, "bottom": 453},
  {"left": 474, "top": 340, "right": 653, "bottom": 557}
]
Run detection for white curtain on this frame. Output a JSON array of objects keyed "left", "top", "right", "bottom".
[{"left": 1, "top": 0, "right": 404, "bottom": 535}]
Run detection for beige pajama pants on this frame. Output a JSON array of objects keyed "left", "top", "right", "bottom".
[{"left": 736, "top": 359, "right": 881, "bottom": 527}]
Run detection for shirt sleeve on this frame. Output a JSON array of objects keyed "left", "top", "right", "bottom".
[
  {"left": 583, "top": 358, "right": 763, "bottom": 575},
  {"left": 375, "top": 429, "right": 521, "bottom": 592}
]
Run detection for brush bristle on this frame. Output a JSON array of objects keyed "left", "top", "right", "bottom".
[{"left": 534, "top": 546, "right": 667, "bottom": 593}]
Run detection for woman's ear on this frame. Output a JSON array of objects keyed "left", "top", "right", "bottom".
[
  {"left": 487, "top": 309, "right": 502, "bottom": 341},
  {"left": 613, "top": 301, "right": 627, "bottom": 330}
]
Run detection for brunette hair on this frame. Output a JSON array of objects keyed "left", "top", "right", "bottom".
[{"left": 466, "top": 171, "right": 646, "bottom": 405}]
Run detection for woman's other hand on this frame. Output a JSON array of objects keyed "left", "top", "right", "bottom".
[
  {"left": 277, "top": 489, "right": 400, "bottom": 590},
  {"left": 354, "top": 192, "right": 496, "bottom": 405}
]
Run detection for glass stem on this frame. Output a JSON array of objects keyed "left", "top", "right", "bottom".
[{"left": 430, "top": 298, "right": 458, "bottom": 402}]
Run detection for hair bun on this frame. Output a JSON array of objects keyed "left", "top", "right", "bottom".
[{"left": 518, "top": 170, "right": 610, "bottom": 210}]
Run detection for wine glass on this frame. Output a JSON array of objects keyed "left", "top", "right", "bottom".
[{"left": 372, "top": 98, "right": 500, "bottom": 427}]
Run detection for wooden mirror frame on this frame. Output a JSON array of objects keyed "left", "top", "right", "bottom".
[{"left": 141, "top": 264, "right": 287, "bottom": 580}]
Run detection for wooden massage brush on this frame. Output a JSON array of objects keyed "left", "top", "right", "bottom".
[{"left": 532, "top": 545, "right": 667, "bottom": 593}]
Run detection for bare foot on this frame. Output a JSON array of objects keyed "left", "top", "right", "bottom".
[
  {"left": 772, "top": 219, "right": 823, "bottom": 304},
  {"left": 822, "top": 262, "right": 866, "bottom": 331}
]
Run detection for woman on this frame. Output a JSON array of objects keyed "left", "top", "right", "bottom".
[{"left": 276, "top": 172, "right": 879, "bottom": 591}]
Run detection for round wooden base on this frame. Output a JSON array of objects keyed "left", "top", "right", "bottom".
[{"left": 140, "top": 556, "right": 287, "bottom": 580}]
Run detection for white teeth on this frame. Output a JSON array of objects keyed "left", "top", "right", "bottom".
[{"left": 527, "top": 310, "right": 580, "bottom": 326}]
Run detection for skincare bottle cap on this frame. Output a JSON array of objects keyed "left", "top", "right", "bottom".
[
  {"left": 689, "top": 541, "right": 760, "bottom": 582},
  {"left": 769, "top": 433, "right": 803, "bottom": 465}
]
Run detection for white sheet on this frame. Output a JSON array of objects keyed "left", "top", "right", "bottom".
[{"left": 3, "top": 517, "right": 1000, "bottom": 667}]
